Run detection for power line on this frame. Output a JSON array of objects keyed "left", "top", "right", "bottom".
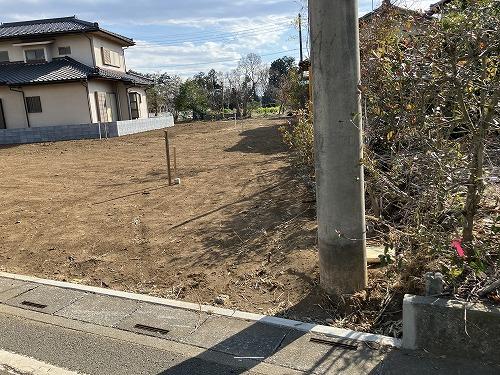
[
  {"left": 132, "top": 49, "right": 300, "bottom": 70},
  {"left": 132, "top": 23, "right": 294, "bottom": 49},
  {"left": 140, "top": 21, "right": 291, "bottom": 43},
  {"left": 132, "top": 18, "right": 296, "bottom": 42}
]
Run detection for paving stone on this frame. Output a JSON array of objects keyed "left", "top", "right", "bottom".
[
  {"left": 5, "top": 285, "right": 85, "bottom": 314},
  {"left": 116, "top": 303, "right": 208, "bottom": 340},
  {"left": 182, "top": 315, "right": 291, "bottom": 358},
  {"left": 267, "top": 330, "right": 380, "bottom": 373},
  {"left": 0, "top": 279, "right": 37, "bottom": 303},
  {"left": 55, "top": 293, "right": 141, "bottom": 326}
]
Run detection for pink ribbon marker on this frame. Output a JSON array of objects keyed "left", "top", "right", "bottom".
[{"left": 450, "top": 238, "right": 465, "bottom": 257}]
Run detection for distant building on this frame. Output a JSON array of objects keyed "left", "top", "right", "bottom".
[
  {"left": 359, "top": 0, "right": 431, "bottom": 29},
  {"left": 0, "top": 16, "right": 152, "bottom": 130}
]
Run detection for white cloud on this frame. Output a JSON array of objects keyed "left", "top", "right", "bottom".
[{"left": 0, "top": 0, "right": 440, "bottom": 78}]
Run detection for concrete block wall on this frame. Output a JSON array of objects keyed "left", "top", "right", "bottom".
[
  {"left": 0, "top": 124, "right": 101, "bottom": 144},
  {"left": 0, "top": 116, "right": 174, "bottom": 145},
  {"left": 403, "top": 294, "right": 500, "bottom": 365},
  {"left": 114, "top": 116, "right": 174, "bottom": 136}
]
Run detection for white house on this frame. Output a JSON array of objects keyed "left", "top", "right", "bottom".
[{"left": 0, "top": 16, "right": 152, "bottom": 130}]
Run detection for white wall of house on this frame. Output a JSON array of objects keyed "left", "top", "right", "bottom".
[
  {"left": 0, "top": 34, "right": 128, "bottom": 68},
  {"left": 23, "top": 83, "right": 91, "bottom": 127},
  {"left": 0, "top": 41, "right": 24, "bottom": 62},
  {"left": 87, "top": 81, "right": 148, "bottom": 123},
  {"left": 0, "top": 40, "right": 55, "bottom": 63},
  {"left": 92, "top": 36, "right": 126, "bottom": 72},
  {"left": 51, "top": 35, "right": 94, "bottom": 66},
  {"left": 88, "top": 79, "right": 118, "bottom": 122},
  {"left": 117, "top": 82, "right": 131, "bottom": 120},
  {"left": 0, "top": 35, "right": 92, "bottom": 65},
  {"left": 0, "top": 86, "right": 29, "bottom": 128},
  {"left": 0, "top": 28, "right": 149, "bottom": 130},
  {"left": 0, "top": 81, "right": 148, "bottom": 129}
]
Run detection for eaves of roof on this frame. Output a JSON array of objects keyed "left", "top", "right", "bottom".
[
  {"left": 0, "top": 16, "right": 134, "bottom": 46},
  {"left": 428, "top": 0, "right": 453, "bottom": 14},
  {"left": 95, "top": 66, "right": 153, "bottom": 86},
  {"left": 359, "top": 3, "right": 430, "bottom": 24},
  {"left": 0, "top": 57, "right": 152, "bottom": 86}
]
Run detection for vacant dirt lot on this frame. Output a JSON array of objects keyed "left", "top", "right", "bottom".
[{"left": 2, "top": 118, "right": 344, "bottom": 321}]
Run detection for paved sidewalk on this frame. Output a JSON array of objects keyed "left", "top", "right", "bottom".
[{"left": 0, "top": 272, "right": 497, "bottom": 374}]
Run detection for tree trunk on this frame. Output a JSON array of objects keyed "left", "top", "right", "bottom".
[{"left": 462, "top": 91, "right": 498, "bottom": 253}]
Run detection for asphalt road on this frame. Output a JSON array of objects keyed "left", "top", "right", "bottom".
[
  {"left": 0, "top": 310, "right": 269, "bottom": 375},
  {"left": 1, "top": 274, "right": 499, "bottom": 375}
]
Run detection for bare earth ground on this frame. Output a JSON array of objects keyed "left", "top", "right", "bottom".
[{"left": 0, "top": 117, "right": 395, "bottom": 333}]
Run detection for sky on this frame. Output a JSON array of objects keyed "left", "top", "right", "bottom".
[{"left": 0, "top": 0, "right": 437, "bottom": 78}]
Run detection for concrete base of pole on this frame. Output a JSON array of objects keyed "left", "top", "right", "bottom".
[{"left": 318, "top": 239, "right": 367, "bottom": 297}]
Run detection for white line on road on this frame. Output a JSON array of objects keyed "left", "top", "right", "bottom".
[{"left": 0, "top": 349, "right": 85, "bottom": 375}]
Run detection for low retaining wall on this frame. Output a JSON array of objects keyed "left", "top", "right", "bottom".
[
  {"left": 108, "top": 117, "right": 174, "bottom": 137},
  {"left": 0, "top": 116, "right": 174, "bottom": 145},
  {"left": 402, "top": 294, "right": 500, "bottom": 365}
]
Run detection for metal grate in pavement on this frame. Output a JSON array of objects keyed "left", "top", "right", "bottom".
[
  {"left": 21, "top": 301, "right": 47, "bottom": 309},
  {"left": 133, "top": 324, "right": 170, "bottom": 335},
  {"left": 309, "top": 337, "right": 358, "bottom": 350}
]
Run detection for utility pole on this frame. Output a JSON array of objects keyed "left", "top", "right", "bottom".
[
  {"left": 309, "top": 0, "right": 367, "bottom": 296},
  {"left": 298, "top": 13, "right": 303, "bottom": 62}
]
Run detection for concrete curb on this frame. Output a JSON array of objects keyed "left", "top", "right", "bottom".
[
  {"left": 402, "top": 294, "right": 500, "bottom": 365},
  {"left": 0, "top": 272, "right": 400, "bottom": 347},
  {"left": 0, "top": 349, "right": 82, "bottom": 375}
]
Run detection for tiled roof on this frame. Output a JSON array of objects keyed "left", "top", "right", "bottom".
[
  {"left": 96, "top": 66, "right": 153, "bottom": 85},
  {"left": 428, "top": 0, "right": 452, "bottom": 14},
  {"left": 0, "top": 16, "right": 134, "bottom": 46},
  {"left": 0, "top": 57, "right": 152, "bottom": 86}
]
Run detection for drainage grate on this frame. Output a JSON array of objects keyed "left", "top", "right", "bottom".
[
  {"left": 21, "top": 301, "right": 48, "bottom": 309},
  {"left": 134, "top": 324, "right": 170, "bottom": 335},
  {"left": 309, "top": 337, "right": 358, "bottom": 351}
]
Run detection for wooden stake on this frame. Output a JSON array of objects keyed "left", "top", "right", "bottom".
[
  {"left": 173, "top": 146, "right": 177, "bottom": 178},
  {"left": 164, "top": 130, "right": 172, "bottom": 186}
]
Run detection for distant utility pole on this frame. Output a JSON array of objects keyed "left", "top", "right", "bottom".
[
  {"left": 298, "top": 13, "right": 303, "bottom": 62},
  {"left": 309, "top": 0, "right": 367, "bottom": 296}
]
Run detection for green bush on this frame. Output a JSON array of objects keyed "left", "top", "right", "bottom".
[
  {"left": 254, "top": 106, "right": 280, "bottom": 117},
  {"left": 279, "top": 109, "right": 314, "bottom": 167}
]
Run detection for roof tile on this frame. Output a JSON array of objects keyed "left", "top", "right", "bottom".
[
  {"left": 0, "top": 57, "right": 152, "bottom": 85},
  {"left": 0, "top": 16, "right": 133, "bottom": 45}
]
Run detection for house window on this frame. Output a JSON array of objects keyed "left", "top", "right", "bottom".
[
  {"left": 25, "top": 48, "right": 45, "bottom": 63},
  {"left": 0, "top": 51, "right": 9, "bottom": 62},
  {"left": 26, "top": 96, "right": 42, "bottom": 113},
  {"left": 101, "top": 47, "right": 121, "bottom": 67},
  {"left": 129, "top": 92, "right": 141, "bottom": 119},
  {"left": 58, "top": 46, "right": 71, "bottom": 55}
]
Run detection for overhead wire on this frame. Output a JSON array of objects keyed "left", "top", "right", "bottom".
[
  {"left": 133, "top": 18, "right": 297, "bottom": 41},
  {"left": 141, "top": 20, "right": 291, "bottom": 41},
  {"left": 132, "top": 22, "right": 293, "bottom": 48},
  {"left": 136, "top": 49, "right": 301, "bottom": 69},
  {"left": 126, "top": 16, "right": 305, "bottom": 72}
]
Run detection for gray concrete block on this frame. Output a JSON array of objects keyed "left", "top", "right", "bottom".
[
  {"left": 268, "top": 330, "right": 381, "bottom": 373},
  {"left": 116, "top": 303, "right": 208, "bottom": 340},
  {"left": 403, "top": 294, "right": 500, "bottom": 365},
  {"left": 5, "top": 285, "right": 85, "bottom": 314},
  {"left": 0, "top": 279, "right": 37, "bottom": 302},
  {"left": 0, "top": 117, "right": 174, "bottom": 145},
  {"left": 182, "top": 315, "right": 291, "bottom": 358},
  {"left": 55, "top": 293, "right": 140, "bottom": 326}
]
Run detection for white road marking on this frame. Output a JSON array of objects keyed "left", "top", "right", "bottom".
[{"left": 0, "top": 349, "right": 85, "bottom": 375}]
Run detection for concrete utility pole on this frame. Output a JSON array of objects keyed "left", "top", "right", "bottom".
[
  {"left": 309, "top": 0, "right": 367, "bottom": 296},
  {"left": 298, "top": 13, "right": 303, "bottom": 62}
]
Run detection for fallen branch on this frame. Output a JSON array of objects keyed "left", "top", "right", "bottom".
[{"left": 478, "top": 278, "right": 500, "bottom": 296}]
